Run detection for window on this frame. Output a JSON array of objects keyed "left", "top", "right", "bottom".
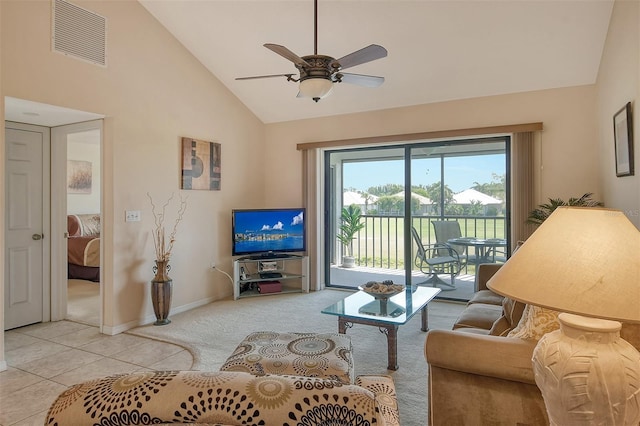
[{"left": 325, "top": 137, "right": 508, "bottom": 302}]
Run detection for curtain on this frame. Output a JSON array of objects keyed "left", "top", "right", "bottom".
[
  {"left": 510, "top": 132, "right": 537, "bottom": 246},
  {"left": 303, "top": 148, "right": 323, "bottom": 291}
]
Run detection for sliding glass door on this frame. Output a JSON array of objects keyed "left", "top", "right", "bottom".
[
  {"left": 408, "top": 139, "right": 508, "bottom": 301},
  {"left": 326, "top": 146, "right": 406, "bottom": 287},
  {"left": 325, "top": 137, "right": 508, "bottom": 302}
]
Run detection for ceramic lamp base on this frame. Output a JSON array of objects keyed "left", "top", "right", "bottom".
[{"left": 532, "top": 313, "right": 640, "bottom": 425}]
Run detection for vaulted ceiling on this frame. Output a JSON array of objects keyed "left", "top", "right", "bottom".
[{"left": 141, "top": 1, "right": 612, "bottom": 124}]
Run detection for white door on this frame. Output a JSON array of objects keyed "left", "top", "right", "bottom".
[{"left": 4, "top": 124, "right": 50, "bottom": 330}]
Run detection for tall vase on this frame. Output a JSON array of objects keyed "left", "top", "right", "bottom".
[{"left": 151, "top": 260, "right": 172, "bottom": 325}]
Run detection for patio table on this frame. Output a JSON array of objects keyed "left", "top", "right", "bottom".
[{"left": 447, "top": 237, "right": 507, "bottom": 270}]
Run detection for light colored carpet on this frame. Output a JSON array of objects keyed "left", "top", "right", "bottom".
[
  {"left": 67, "top": 279, "right": 100, "bottom": 326},
  {"left": 127, "top": 288, "right": 466, "bottom": 426}
]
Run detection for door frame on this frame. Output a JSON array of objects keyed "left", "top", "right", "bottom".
[{"left": 50, "top": 120, "right": 103, "bottom": 328}]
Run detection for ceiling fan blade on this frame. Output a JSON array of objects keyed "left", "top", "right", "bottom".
[
  {"left": 335, "top": 44, "right": 387, "bottom": 70},
  {"left": 338, "top": 73, "right": 385, "bottom": 88},
  {"left": 235, "top": 73, "right": 295, "bottom": 81},
  {"left": 264, "top": 44, "right": 311, "bottom": 68}
]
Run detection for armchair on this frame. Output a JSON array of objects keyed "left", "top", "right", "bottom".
[
  {"left": 424, "top": 262, "right": 547, "bottom": 425},
  {"left": 411, "top": 226, "right": 461, "bottom": 290}
]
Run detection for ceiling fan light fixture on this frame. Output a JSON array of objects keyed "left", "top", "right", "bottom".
[
  {"left": 299, "top": 77, "right": 333, "bottom": 102},
  {"left": 235, "top": 0, "right": 386, "bottom": 101}
]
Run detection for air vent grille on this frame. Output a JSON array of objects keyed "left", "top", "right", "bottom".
[{"left": 52, "top": 0, "right": 107, "bottom": 67}]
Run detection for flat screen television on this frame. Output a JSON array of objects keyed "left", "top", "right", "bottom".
[{"left": 232, "top": 208, "right": 306, "bottom": 258}]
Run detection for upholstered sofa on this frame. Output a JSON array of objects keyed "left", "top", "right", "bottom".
[
  {"left": 67, "top": 213, "right": 100, "bottom": 281},
  {"left": 45, "top": 370, "right": 400, "bottom": 425},
  {"left": 425, "top": 263, "right": 640, "bottom": 426}
]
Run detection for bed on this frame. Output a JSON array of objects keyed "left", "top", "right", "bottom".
[{"left": 67, "top": 214, "right": 100, "bottom": 282}]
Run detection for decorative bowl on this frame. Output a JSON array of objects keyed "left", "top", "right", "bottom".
[{"left": 359, "top": 281, "right": 405, "bottom": 299}]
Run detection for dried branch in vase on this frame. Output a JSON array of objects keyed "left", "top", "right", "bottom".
[{"left": 147, "top": 192, "right": 188, "bottom": 262}]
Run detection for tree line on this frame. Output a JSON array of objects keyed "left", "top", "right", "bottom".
[{"left": 348, "top": 174, "right": 505, "bottom": 216}]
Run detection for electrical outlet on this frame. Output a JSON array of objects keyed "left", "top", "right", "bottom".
[
  {"left": 125, "top": 210, "right": 141, "bottom": 222},
  {"left": 210, "top": 261, "right": 216, "bottom": 269}
]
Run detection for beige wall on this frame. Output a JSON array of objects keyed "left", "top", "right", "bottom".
[
  {"left": 596, "top": 0, "right": 640, "bottom": 227},
  {"left": 1, "top": 0, "right": 265, "bottom": 334},
  {"left": 264, "top": 0, "right": 639, "bottom": 230},
  {"left": 266, "top": 86, "right": 602, "bottom": 212},
  {"left": 265, "top": 86, "right": 604, "bottom": 291}
]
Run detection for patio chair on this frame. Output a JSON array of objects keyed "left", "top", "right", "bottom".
[
  {"left": 411, "top": 226, "right": 461, "bottom": 291},
  {"left": 431, "top": 220, "right": 476, "bottom": 273},
  {"left": 486, "top": 239, "right": 508, "bottom": 263}
]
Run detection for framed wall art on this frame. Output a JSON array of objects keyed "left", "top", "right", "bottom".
[
  {"left": 181, "top": 137, "right": 221, "bottom": 190},
  {"left": 613, "top": 102, "right": 634, "bottom": 177},
  {"left": 67, "top": 160, "right": 92, "bottom": 194}
]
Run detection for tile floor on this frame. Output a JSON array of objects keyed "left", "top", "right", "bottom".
[{"left": 0, "top": 320, "right": 193, "bottom": 425}]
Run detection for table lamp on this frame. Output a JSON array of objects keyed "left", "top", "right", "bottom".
[{"left": 487, "top": 206, "right": 640, "bottom": 425}]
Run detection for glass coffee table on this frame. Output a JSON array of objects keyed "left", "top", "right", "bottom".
[{"left": 321, "top": 286, "right": 441, "bottom": 370}]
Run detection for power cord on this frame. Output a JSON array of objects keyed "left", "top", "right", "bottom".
[{"left": 212, "top": 265, "right": 234, "bottom": 286}]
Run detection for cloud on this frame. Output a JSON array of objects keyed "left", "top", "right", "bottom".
[
  {"left": 291, "top": 212, "right": 304, "bottom": 226},
  {"left": 262, "top": 221, "right": 284, "bottom": 231}
]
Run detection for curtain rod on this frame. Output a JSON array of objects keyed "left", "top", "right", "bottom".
[{"left": 297, "top": 122, "right": 543, "bottom": 150}]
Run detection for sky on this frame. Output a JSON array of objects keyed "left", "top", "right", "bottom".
[
  {"left": 343, "top": 154, "right": 505, "bottom": 194},
  {"left": 234, "top": 209, "right": 304, "bottom": 234}
]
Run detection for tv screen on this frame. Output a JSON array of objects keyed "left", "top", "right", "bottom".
[{"left": 232, "top": 208, "right": 306, "bottom": 257}]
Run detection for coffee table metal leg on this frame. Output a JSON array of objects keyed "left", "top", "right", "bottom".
[
  {"left": 382, "top": 325, "right": 399, "bottom": 370},
  {"left": 338, "top": 317, "right": 399, "bottom": 370},
  {"left": 338, "top": 317, "right": 353, "bottom": 334},
  {"left": 421, "top": 306, "right": 429, "bottom": 332}
]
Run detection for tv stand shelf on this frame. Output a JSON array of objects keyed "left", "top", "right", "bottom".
[{"left": 233, "top": 255, "right": 309, "bottom": 300}]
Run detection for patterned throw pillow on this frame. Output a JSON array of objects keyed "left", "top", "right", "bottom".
[
  {"left": 489, "top": 297, "right": 526, "bottom": 336},
  {"left": 507, "top": 304, "right": 560, "bottom": 340}
]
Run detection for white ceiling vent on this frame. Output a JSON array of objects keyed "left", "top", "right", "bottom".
[{"left": 52, "top": 0, "right": 107, "bottom": 67}]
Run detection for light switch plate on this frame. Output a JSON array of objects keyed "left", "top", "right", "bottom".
[{"left": 125, "top": 210, "right": 141, "bottom": 222}]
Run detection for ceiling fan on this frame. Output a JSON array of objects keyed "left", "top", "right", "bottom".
[{"left": 236, "top": 0, "right": 387, "bottom": 102}]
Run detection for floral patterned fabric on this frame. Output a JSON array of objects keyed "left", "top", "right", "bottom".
[
  {"left": 220, "top": 331, "right": 355, "bottom": 384},
  {"left": 45, "top": 370, "right": 400, "bottom": 426},
  {"left": 507, "top": 304, "right": 560, "bottom": 340}
]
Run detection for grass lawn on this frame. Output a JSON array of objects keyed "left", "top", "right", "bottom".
[{"left": 352, "top": 215, "right": 506, "bottom": 272}]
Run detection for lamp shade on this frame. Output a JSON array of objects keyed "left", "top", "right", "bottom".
[
  {"left": 299, "top": 77, "right": 333, "bottom": 101},
  {"left": 487, "top": 207, "right": 640, "bottom": 323}
]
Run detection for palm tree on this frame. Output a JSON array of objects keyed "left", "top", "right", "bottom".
[
  {"left": 527, "top": 193, "right": 603, "bottom": 225},
  {"left": 360, "top": 191, "right": 374, "bottom": 213}
]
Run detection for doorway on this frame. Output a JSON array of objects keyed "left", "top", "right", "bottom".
[
  {"left": 4, "top": 97, "right": 104, "bottom": 330},
  {"left": 324, "top": 137, "right": 508, "bottom": 302},
  {"left": 54, "top": 123, "right": 102, "bottom": 327}
]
